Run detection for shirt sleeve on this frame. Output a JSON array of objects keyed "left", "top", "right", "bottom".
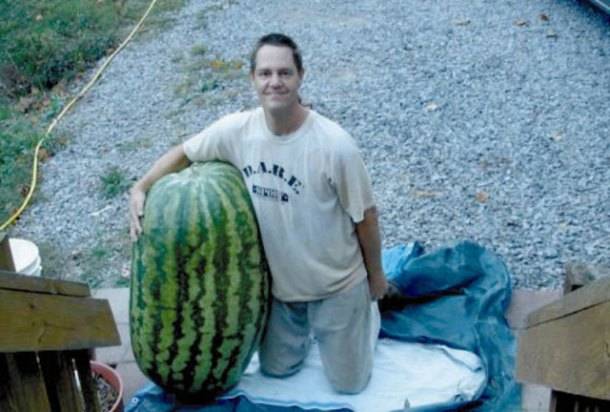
[
  {"left": 330, "top": 136, "right": 376, "bottom": 223},
  {"left": 182, "top": 113, "right": 240, "bottom": 164}
]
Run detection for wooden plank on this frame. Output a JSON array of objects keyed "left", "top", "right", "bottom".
[
  {"left": 0, "top": 234, "right": 16, "bottom": 272},
  {"left": 526, "top": 276, "right": 610, "bottom": 328},
  {"left": 0, "top": 270, "right": 91, "bottom": 297},
  {"left": 39, "top": 351, "right": 84, "bottom": 411},
  {"left": 0, "top": 354, "right": 19, "bottom": 412},
  {"left": 74, "top": 350, "right": 102, "bottom": 412},
  {"left": 551, "top": 390, "right": 610, "bottom": 411},
  {"left": 0, "top": 289, "right": 121, "bottom": 352},
  {"left": 517, "top": 300, "right": 610, "bottom": 400},
  {"left": 2, "top": 353, "right": 52, "bottom": 411}
]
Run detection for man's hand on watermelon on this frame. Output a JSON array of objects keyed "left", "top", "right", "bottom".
[
  {"left": 129, "top": 145, "right": 192, "bottom": 241},
  {"left": 129, "top": 187, "right": 146, "bottom": 241}
]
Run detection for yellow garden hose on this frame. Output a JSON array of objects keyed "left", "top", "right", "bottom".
[{"left": 0, "top": 0, "right": 159, "bottom": 231}]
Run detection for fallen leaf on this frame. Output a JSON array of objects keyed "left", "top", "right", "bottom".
[
  {"left": 550, "top": 131, "right": 563, "bottom": 141},
  {"left": 475, "top": 191, "right": 489, "bottom": 203},
  {"left": 454, "top": 19, "right": 471, "bottom": 26},
  {"left": 52, "top": 79, "right": 67, "bottom": 95},
  {"left": 514, "top": 19, "right": 528, "bottom": 27},
  {"left": 20, "top": 185, "right": 31, "bottom": 198},
  {"left": 540, "top": 13, "right": 549, "bottom": 21},
  {"left": 479, "top": 160, "right": 491, "bottom": 170},
  {"left": 35, "top": 14, "right": 43, "bottom": 21},
  {"left": 90, "top": 205, "right": 113, "bottom": 217},
  {"left": 37, "top": 148, "right": 50, "bottom": 162},
  {"left": 424, "top": 102, "right": 439, "bottom": 112},
  {"left": 414, "top": 190, "right": 441, "bottom": 199},
  {"left": 9, "top": 208, "right": 22, "bottom": 221},
  {"left": 209, "top": 59, "right": 226, "bottom": 70},
  {"left": 17, "top": 96, "right": 36, "bottom": 113}
]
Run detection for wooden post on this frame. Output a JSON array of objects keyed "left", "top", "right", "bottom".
[
  {"left": 39, "top": 351, "right": 84, "bottom": 411},
  {"left": 74, "top": 350, "right": 102, "bottom": 412},
  {"left": 2, "top": 353, "right": 52, "bottom": 411},
  {"left": 0, "top": 233, "right": 15, "bottom": 272},
  {"left": 0, "top": 354, "right": 17, "bottom": 412}
]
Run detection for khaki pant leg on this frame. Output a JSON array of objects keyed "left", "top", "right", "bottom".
[
  {"left": 309, "top": 279, "right": 381, "bottom": 394},
  {"left": 258, "top": 297, "right": 311, "bottom": 377}
]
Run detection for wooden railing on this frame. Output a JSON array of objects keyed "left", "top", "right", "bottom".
[
  {"left": 0, "top": 233, "right": 121, "bottom": 411},
  {"left": 517, "top": 263, "right": 610, "bottom": 411}
]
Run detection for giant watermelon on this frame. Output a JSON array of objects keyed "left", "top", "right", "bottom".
[{"left": 130, "top": 161, "right": 270, "bottom": 399}]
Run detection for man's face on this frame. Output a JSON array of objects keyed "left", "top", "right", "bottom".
[{"left": 251, "top": 45, "right": 303, "bottom": 114}]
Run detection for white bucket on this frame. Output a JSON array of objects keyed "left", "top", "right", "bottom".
[{"left": 8, "top": 238, "right": 42, "bottom": 277}]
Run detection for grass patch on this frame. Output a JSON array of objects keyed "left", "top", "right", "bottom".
[
  {"left": 78, "top": 233, "right": 132, "bottom": 288},
  {"left": 0, "top": 0, "right": 120, "bottom": 96},
  {"left": 0, "top": 0, "right": 185, "bottom": 227},
  {"left": 174, "top": 53, "right": 247, "bottom": 107},
  {"left": 80, "top": 242, "right": 110, "bottom": 288},
  {"left": 190, "top": 43, "right": 208, "bottom": 56},
  {"left": 0, "top": 0, "right": 186, "bottom": 96},
  {"left": 0, "top": 100, "right": 47, "bottom": 220},
  {"left": 119, "top": 0, "right": 186, "bottom": 40},
  {"left": 100, "top": 166, "right": 132, "bottom": 198}
]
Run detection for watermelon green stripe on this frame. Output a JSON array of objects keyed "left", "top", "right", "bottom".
[
  {"left": 165, "top": 181, "right": 194, "bottom": 389},
  {"left": 204, "top": 179, "right": 232, "bottom": 388},
  {"left": 211, "top": 177, "right": 244, "bottom": 382},
  {"left": 177, "top": 178, "right": 212, "bottom": 391},
  {"left": 169, "top": 181, "right": 202, "bottom": 385},
  {"left": 217, "top": 175, "right": 258, "bottom": 385},
  {"left": 137, "top": 184, "right": 168, "bottom": 374},
  {"left": 154, "top": 183, "right": 184, "bottom": 383},
  {"left": 191, "top": 177, "right": 222, "bottom": 391}
]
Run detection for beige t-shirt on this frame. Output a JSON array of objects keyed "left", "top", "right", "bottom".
[{"left": 183, "top": 108, "right": 375, "bottom": 301}]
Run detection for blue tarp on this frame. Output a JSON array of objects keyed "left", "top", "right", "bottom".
[
  {"left": 127, "top": 240, "right": 520, "bottom": 411},
  {"left": 380, "top": 241, "right": 520, "bottom": 411}
]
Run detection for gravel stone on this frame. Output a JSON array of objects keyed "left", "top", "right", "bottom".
[{"left": 11, "top": 0, "right": 610, "bottom": 290}]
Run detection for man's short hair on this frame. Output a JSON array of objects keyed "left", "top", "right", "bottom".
[{"left": 249, "top": 33, "right": 304, "bottom": 74}]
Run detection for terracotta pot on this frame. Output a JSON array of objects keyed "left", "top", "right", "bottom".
[{"left": 90, "top": 360, "right": 124, "bottom": 412}]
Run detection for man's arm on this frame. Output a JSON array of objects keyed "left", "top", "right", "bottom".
[
  {"left": 129, "top": 144, "right": 191, "bottom": 241},
  {"left": 356, "top": 206, "right": 388, "bottom": 300}
]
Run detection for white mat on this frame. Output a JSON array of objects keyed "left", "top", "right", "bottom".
[{"left": 221, "top": 338, "right": 486, "bottom": 411}]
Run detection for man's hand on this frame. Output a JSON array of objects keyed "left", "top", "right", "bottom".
[
  {"left": 127, "top": 144, "right": 192, "bottom": 242},
  {"left": 368, "top": 271, "right": 388, "bottom": 301},
  {"left": 129, "top": 187, "right": 146, "bottom": 241}
]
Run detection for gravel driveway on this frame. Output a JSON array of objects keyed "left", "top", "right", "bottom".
[{"left": 12, "top": 0, "right": 610, "bottom": 289}]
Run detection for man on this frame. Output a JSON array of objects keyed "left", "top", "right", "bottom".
[{"left": 129, "top": 33, "right": 387, "bottom": 394}]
